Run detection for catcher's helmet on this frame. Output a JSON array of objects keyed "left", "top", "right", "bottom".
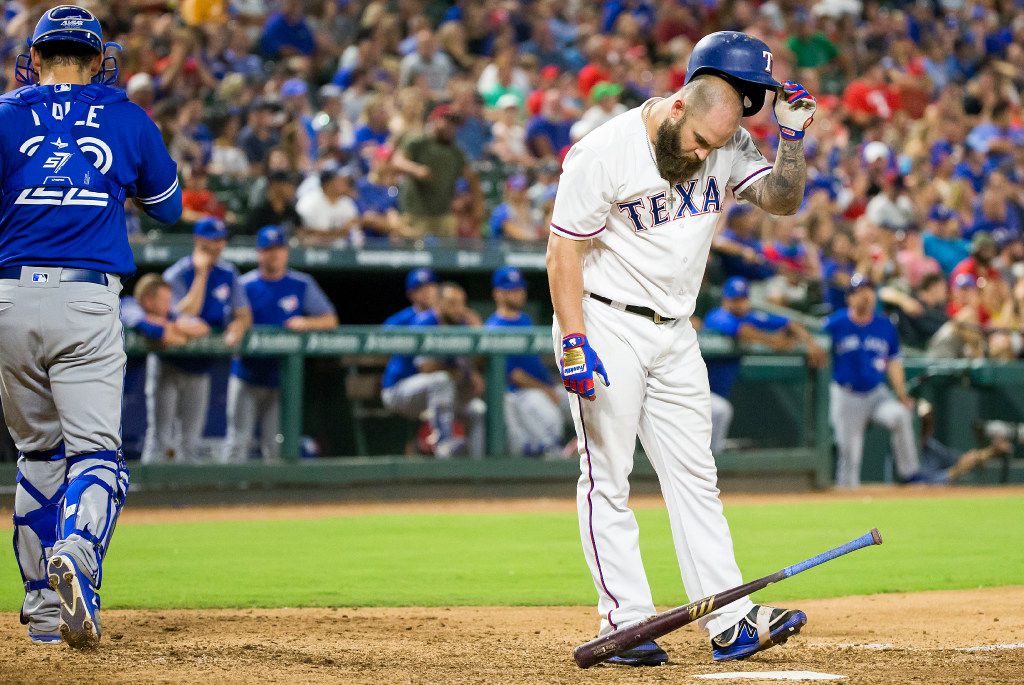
[
  {"left": 685, "top": 31, "right": 781, "bottom": 117},
  {"left": 15, "top": 5, "right": 122, "bottom": 86}
]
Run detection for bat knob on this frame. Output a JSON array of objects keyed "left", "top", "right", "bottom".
[{"left": 870, "top": 528, "right": 883, "bottom": 545}]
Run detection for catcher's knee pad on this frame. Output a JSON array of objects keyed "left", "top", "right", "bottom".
[
  {"left": 60, "top": 449, "right": 130, "bottom": 587},
  {"left": 13, "top": 448, "right": 68, "bottom": 593}
]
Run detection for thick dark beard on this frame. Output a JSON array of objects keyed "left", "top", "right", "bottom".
[{"left": 653, "top": 116, "right": 703, "bottom": 185}]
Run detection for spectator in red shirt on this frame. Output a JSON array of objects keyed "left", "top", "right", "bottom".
[
  {"left": 950, "top": 232, "right": 1003, "bottom": 289},
  {"left": 842, "top": 63, "right": 902, "bottom": 129},
  {"left": 181, "top": 167, "right": 228, "bottom": 223}
]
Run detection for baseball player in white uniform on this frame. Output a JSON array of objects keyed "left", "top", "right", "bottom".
[{"left": 547, "top": 32, "right": 817, "bottom": 664}]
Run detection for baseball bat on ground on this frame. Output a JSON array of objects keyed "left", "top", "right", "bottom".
[{"left": 573, "top": 528, "right": 883, "bottom": 668}]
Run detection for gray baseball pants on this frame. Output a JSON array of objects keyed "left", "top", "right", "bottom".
[
  {"left": 0, "top": 268, "right": 129, "bottom": 635},
  {"left": 830, "top": 383, "right": 920, "bottom": 487},
  {"left": 221, "top": 375, "right": 281, "bottom": 463},
  {"left": 141, "top": 355, "right": 210, "bottom": 464}
]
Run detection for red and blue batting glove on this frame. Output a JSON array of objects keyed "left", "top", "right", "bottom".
[
  {"left": 561, "top": 333, "right": 609, "bottom": 401},
  {"left": 774, "top": 80, "right": 816, "bottom": 141}
]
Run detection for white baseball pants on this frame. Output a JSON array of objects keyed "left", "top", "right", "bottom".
[{"left": 555, "top": 298, "right": 753, "bottom": 637}]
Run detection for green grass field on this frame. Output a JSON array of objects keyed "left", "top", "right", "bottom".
[{"left": 1, "top": 494, "right": 1021, "bottom": 611}]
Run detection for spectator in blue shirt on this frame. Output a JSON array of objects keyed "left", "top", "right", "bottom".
[
  {"left": 526, "top": 89, "right": 573, "bottom": 160},
  {"left": 703, "top": 277, "right": 825, "bottom": 454},
  {"left": 820, "top": 232, "right": 855, "bottom": 313},
  {"left": 489, "top": 174, "right": 538, "bottom": 240},
  {"left": 485, "top": 267, "right": 565, "bottom": 456},
  {"left": 260, "top": 0, "right": 316, "bottom": 58},
  {"left": 356, "top": 145, "right": 408, "bottom": 239},
  {"left": 222, "top": 226, "right": 338, "bottom": 464},
  {"left": 924, "top": 205, "right": 970, "bottom": 273}
]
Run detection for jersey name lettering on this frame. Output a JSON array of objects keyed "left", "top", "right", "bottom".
[{"left": 615, "top": 176, "right": 722, "bottom": 232}]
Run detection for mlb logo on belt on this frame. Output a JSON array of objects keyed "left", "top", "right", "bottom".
[{"left": 31, "top": 272, "right": 49, "bottom": 283}]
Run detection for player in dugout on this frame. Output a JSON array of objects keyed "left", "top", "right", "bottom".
[
  {"left": 703, "top": 276, "right": 826, "bottom": 454},
  {"left": 142, "top": 217, "right": 252, "bottom": 464},
  {"left": 485, "top": 266, "right": 566, "bottom": 457},
  {"left": 120, "top": 273, "right": 210, "bottom": 348},
  {"left": 221, "top": 226, "right": 338, "bottom": 464}
]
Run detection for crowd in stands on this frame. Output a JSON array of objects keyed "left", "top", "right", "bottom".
[{"left": 6, "top": 0, "right": 1016, "bottom": 355}]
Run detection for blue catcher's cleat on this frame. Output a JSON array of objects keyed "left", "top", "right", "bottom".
[
  {"left": 606, "top": 640, "right": 669, "bottom": 667},
  {"left": 28, "top": 629, "right": 62, "bottom": 645},
  {"left": 48, "top": 554, "right": 101, "bottom": 649},
  {"left": 711, "top": 605, "right": 806, "bottom": 662}
]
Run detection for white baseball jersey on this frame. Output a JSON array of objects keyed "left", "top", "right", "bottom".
[
  {"left": 550, "top": 99, "right": 773, "bottom": 639},
  {"left": 550, "top": 101, "right": 772, "bottom": 319}
]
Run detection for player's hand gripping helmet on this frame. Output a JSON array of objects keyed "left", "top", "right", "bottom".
[
  {"left": 685, "top": 31, "right": 782, "bottom": 117},
  {"left": 15, "top": 5, "right": 122, "bottom": 86}
]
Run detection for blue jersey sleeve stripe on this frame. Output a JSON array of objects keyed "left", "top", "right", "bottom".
[{"left": 138, "top": 178, "right": 179, "bottom": 204}]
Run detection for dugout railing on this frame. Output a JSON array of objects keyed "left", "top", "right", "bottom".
[{"left": 106, "top": 326, "right": 834, "bottom": 491}]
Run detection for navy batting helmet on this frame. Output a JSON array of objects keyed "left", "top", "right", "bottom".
[
  {"left": 685, "top": 31, "right": 782, "bottom": 117},
  {"left": 15, "top": 5, "right": 122, "bottom": 86}
]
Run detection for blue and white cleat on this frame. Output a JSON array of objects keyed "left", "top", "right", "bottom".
[
  {"left": 606, "top": 640, "right": 669, "bottom": 666},
  {"left": 711, "top": 605, "right": 806, "bottom": 662},
  {"left": 28, "top": 629, "right": 62, "bottom": 645},
  {"left": 48, "top": 554, "right": 101, "bottom": 649}
]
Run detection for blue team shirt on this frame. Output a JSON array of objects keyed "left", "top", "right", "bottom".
[
  {"left": 703, "top": 307, "right": 788, "bottom": 398},
  {"left": 382, "top": 309, "right": 437, "bottom": 389},
  {"left": 485, "top": 312, "right": 552, "bottom": 391},
  {"left": 0, "top": 84, "right": 180, "bottom": 275},
  {"left": 718, "top": 229, "right": 775, "bottom": 281},
  {"left": 163, "top": 256, "right": 249, "bottom": 374},
  {"left": 825, "top": 309, "right": 900, "bottom": 392},
  {"left": 383, "top": 305, "right": 428, "bottom": 327},
  {"left": 232, "top": 269, "right": 335, "bottom": 387}
]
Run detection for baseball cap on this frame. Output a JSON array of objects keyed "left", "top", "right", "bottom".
[
  {"left": 722, "top": 276, "right": 750, "bottom": 299},
  {"left": 268, "top": 170, "right": 299, "bottom": 185},
  {"left": 495, "top": 93, "right": 521, "bottom": 110},
  {"left": 429, "top": 103, "right": 462, "bottom": 122},
  {"left": 954, "top": 273, "right": 977, "bottom": 289},
  {"left": 540, "top": 65, "right": 559, "bottom": 81},
  {"left": 126, "top": 72, "right": 154, "bottom": 96},
  {"left": 256, "top": 225, "right": 287, "bottom": 250},
  {"left": 280, "top": 78, "right": 308, "bottom": 98},
  {"left": 405, "top": 268, "right": 437, "bottom": 291},
  {"left": 193, "top": 217, "right": 227, "bottom": 241},
  {"left": 863, "top": 141, "right": 890, "bottom": 165},
  {"left": 727, "top": 203, "right": 754, "bottom": 220},
  {"left": 493, "top": 265, "right": 526, "bottom": 290},
  {"left": 848, "top": 273, "right": 875, "bottom": 292},
  {"left": 590, "top": 81, "right": 623, "bottom": 103}
]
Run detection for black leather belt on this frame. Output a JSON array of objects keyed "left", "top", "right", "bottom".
[
  {"left": 588, "top": 293, "right": 676, "bottom": 324},
  {"left": 0, "top": 266, "right": 109, "bottom": 286}
]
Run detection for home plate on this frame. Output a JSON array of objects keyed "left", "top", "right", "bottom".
[{"left": 693, "top": 672, "right": 846, "bottom": 681}]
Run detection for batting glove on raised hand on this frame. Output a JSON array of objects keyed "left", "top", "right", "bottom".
[
  {"left": 561, "top": 333, "right": 609, "bottom": 401},
  {"left": 774, "top": 80, "right": 816, "bottom": 141}
]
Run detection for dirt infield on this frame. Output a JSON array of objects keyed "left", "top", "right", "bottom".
[{"left": 2, "top": 587, "right": 1022, "bottom": 684}]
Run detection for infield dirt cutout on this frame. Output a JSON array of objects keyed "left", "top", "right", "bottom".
[{"left": 1, "top": 587, "right": 1021, "bottom": 684}]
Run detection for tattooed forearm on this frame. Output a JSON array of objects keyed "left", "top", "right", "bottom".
[{"left": 738, "top": 139, "right": 807, "bottom": 215}]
